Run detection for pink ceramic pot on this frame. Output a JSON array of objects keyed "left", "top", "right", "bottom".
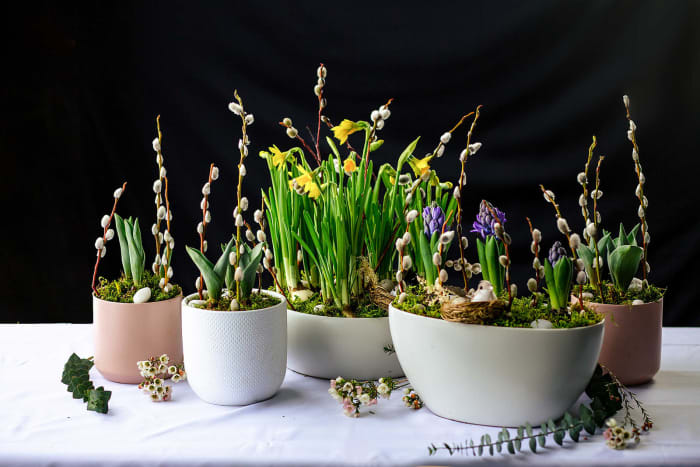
[
  {"left": 591, "top": 299, "right": 663, "bottom": 386},
  {"left": 93, "top": 294, "right": 183, "bottom": 383}
]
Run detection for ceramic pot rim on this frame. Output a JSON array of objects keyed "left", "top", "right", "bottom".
[
  {"left": 92, "top": 292, "right": 183, "bottom": 307},
  {"left": 589, "top": 297, "right": 664, "bottom": 309},
  {"left": 389, "top": 304, "right": 604, "bottom": 334},
  {"left": 287, "top": 308, "right": 388, "bottom": 322},
  {"left": 183, "top": 289, "right": 286, "bottom": 314}
]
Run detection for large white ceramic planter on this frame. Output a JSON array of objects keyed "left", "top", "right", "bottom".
[
  {"left": 287, "top": 310, "right": 403, "bottom": 380},
  {"left": 182, "top": 290, "right": 287, "bottom": 406},
  {"left": 389, "top": 305, "right": 604, "bottom": 426}
]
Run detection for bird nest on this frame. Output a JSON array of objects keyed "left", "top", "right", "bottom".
[
  {"left": 440, "top": 299, "right": 506, "bottom": 324},
  {"left": 370, "top": 286, "right": 394, "bottom": 311}
]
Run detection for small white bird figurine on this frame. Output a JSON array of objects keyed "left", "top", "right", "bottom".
[{"left": 471, "top": 280, "right": 497, "bottom": 302}]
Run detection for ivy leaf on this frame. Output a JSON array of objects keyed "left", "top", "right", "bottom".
[
  {"left": 553, "top": 429, "right": 564, "bottom": 446},
  {"left": 507, "top": 440, "right": 515, "bottom": 455},
  {"left": 537, "top": 433, "right": 546, "bottom": 448},
  {"left": 529, "top": 437, "right": 537, "bottom": 453},
  {"left": 579, "top": 404, "right": 596, "bottom": 435},
  {"left": 87, "top": 387, "right": 112, "bottom": 414}
]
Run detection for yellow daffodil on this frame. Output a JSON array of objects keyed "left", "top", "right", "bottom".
[
  {"left": 304, "top": 182, "right": 321, "bottom": 199},
  {"left": 288, "top": 165, "right": 320, "bottom": 200},
  {"left": 408, "top": 154, "right": 434, "bottom": 177},
  {"left": 343, "top": 157, "right": 357, "bottom": 174},
  {"left": 331, "top": 119, "right": 363, "bottom": 145},
  {"left": 268, "top": 145, "right": 288, "bottom": 167}
]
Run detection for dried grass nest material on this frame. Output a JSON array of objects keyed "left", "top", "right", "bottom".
[
  {"left": 440, "top": 299, "right": 506, "bottom": 324},
  {"left": 370, "top": 286, "right": 394, "bottom": 311}
]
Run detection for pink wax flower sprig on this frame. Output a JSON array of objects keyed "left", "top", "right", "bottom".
[
  {"left": 137, "top": 354, "right": 186, "bottom": 402},
  {"left": 328, "top": 376, "right": 422, "bottom": 417}
]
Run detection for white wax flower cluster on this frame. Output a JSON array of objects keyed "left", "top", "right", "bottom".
[{"left": 137, "top": 354, "right": 186, "bottom": 402}]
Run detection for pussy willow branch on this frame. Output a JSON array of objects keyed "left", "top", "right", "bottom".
[
  {"left": 363, "top": 98, "right": 393, "bottom": 179},
  {"left": 278, "top": 122, "right": 320, "bottom": 165},
  {"left": 315, "top": 62, "right": 324, "bottom": 164},
  {"left": 539, "top": 185, "right": 577, "bottom": 260},
  {"left": 455, "top": 107, "right": 481, "bottom": 291},
  {"left": 525, "top": 217, "right": 540, "bottom": 306},
  {"left": 580, "top": 136, "right": 597, "bottom": 228},
  {"left": 163, "top": 176, "right": 172, "bottom": 287},
  {"left": 624, "top": 100, "right": 648, "bottom": 282},
  {"left": 233, "top": 90, "right": 249, "bottom": 303},
  {"left": 92, "top": 182, "right": 127, "bottom": 295},
  {"left": 198, "top": 164, "right": 214, "bottom": 299},
  {"left": 592, "top": 156, "right": 605, "bottom": 295},
  {"left": 436, "top": 221, "right": 449, "bottom": 287},
  {"left": 154, "top": 115, "right": 164, "bottom": 274}
]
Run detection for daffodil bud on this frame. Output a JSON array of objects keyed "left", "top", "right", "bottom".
[
  {"left": 105, "top": 229, "right": 114, "bottom": 241},
  {"left": 95, "top": 237, "right": 104, "bottom": 249},
  {"left": 439, "top": 269, "right": 448, "bottom": 283},
  {"left": 402, "top": 256, "right": 413, "bottom": 270},
  {"left": 406, "top": 210, "right": 419, "bottom": 223},
  {"left": 153, "top": 180, "right": 162, "bottom": 193},
  {"left": 440, "top": 132, "right": 451, "bottom": 144},
  {"left": 240, "top": 164, "right": 247, "bottom": 177},
  {"left": 576, "top": 270, "right": 587, "bottom": 284},
  {"left": 211, "top": 166, "right": 219, "bottom": 180},
  {"left": 113, "top": 187, "right": 123, "bottom": 199},
  {"left": 235, "top": 214, "right": 244, "bottom": 227},
  {"left": 527, "top": 278, "right": 537, "bottom": 292},
  {"left": 499, "top": 255, "right": 509, "bottom": 267},
  {"left": 402, "top": 231, "right": 412, "bottom": 245},
  {"left": 240, "top": 197, "right": 249, "bottom": 211},
  {"left": 228, "top": 102, "right": 243, "bottom": 115},
  {"left": 557, "top": 218, "right": 570, "bottom": 234},
  {"left": 245, "top": 113, "right": 254, "bottom": 125},
  {"left": 286, "top": 127, "right": 298, "bottom": 138},
  {"left": 569, "top": 233, "right": 581, "bottom": 249},
  {"left": 432, "top": 252, "right": 442, "bottom": 266},
  {"left": 197, "top": 222, "right": 204, "bottom": 234},
  {"left": 101, "top": 215, "right": 110, "bottom": 228},
  {"left": 543, "top": 190, "right": 555, "bottom": 202}
]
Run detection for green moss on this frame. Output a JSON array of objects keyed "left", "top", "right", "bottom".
[
  {"left": 290, "top": 291, "right": 387, "bottom": 318},
  {"left": 583, "top": 281, "right": 665, "bottom": 305},
  {"left": 96, "top": 271, "right": 181, "bottom": 303},
  {"left": 392, "top": 285, "right": 603, "bottom": 329},
  {"left": 190, "top": 291, "right": 281, "bottom": 311}
]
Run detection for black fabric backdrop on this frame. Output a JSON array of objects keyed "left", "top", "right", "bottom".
[{"left": 3, "top": 1, "right": 699, "bottom": 324}]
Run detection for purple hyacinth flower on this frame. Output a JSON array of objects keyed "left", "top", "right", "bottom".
[
  {"left": 423, "top": 205, "right": 445, "bottom": 237},
  {"left": 548, "top": 241, "right": 568, "bottom": 265},
  {"left": 471, "top": 200, "right": 506, "bottom": 239}
]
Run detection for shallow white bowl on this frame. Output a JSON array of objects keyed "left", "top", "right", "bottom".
[
  {"left": 182, "top": 290, "right": 287, "bottom": 406},
  {"left": 389, "top": 304, "right": 604, "bottom": 426},
  {"left": 287, "top": 309, "right": 403, "bottom": 380}
]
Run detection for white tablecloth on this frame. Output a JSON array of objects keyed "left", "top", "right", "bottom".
[{"left": 1, "top": 324, "right": 699, "bottom": 466}]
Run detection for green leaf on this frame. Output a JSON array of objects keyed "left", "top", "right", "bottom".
[
  {"left": 514, "top": 438, "right": 522, "bottom": 452},
  {"left": 369, "top": 139, "right": 384, "bottom": 152},
  {"left": 579, "top": 404, "right": 596, "bottom": 435},
  {"left": 396, "top": 137, "right": 421, "bottom": 173},
  {"left": 569, "top": 424, "right": 581, "bottom": 442},
  {"left": 325, "top": 136, "right": 340, "bottom": 158},
  {"left": 507, "top": 440, "right": 515, "bottom": 455},
  {"left": 484, "top": 434, "right": 493, "bottom": 456},
  {"left": 485, "top": 236, "right": 503, "bottom": 296},
  {"left": 478, "top": 435, "right": 484, "bottom": 456},
  {"left": 529, "top": 437, "right": 537, "bottom": 453},
  {"left": 553, "top": 429, "right": 564, "bottom": 446},
  {"left": 113, "top": 213, "right": 132, "bottom": 279},
  {"left": 553, "top": 257, "right": 573, "bottom": 307},
  {"left": 186, "top": 246, "right": 223, "bottom": 300},
  {"left": 237, "top": 243, "right": 264, "bottom": 300},
  {"left": 537, "top": 433, "right": 546, "bottom": 448},
  {"left": 608, "top": 244, "right": 643, "bottom": 291},
  {"left": 525, "top": 423, "right": 533, "bottom": 437},
  {"left": 544, "top": 259, "right": 560, "bottom": 309},
  {"left": 124, "top": 218, "right": 145, "bottom": 286},
  {"left": 547, "top": 419, "right": 557, "bottom": 432},
  {"left": 215, "top": 238, "right": 235, "bottom": 281}
]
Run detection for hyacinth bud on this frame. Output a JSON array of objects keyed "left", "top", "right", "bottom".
[
  {"left": 286, "top": 127, "right": 298, "bottom": 138},
  {"left": 468, "top": 142, "right": 482, "bottom": 155},
  {"left": 235, "top": 214, "right": 244, "bottom": 227},
  {"left": 205, "top": 210, "right": 211, "bottom": 223},
  {"left": 432, "top": 252, "right": 442, "bottom": 266},
  {"left": 262, "top": 257, "right": 270, "bottom": 269},
  {"left": 101, "top": 215, "right": 110, "bottom": 228},
  {"left": 576, "top": 172, "right": 587, "bottom": 185},
  {"left": 499, "top": 255, "right": 509, "bottom": 267},
  {"left": 152, "top": 180, "right": 162, "bottom": 193},
  {"left": 229, "top": 251, "right": 237, "bottom": 266},
  {"left": 396, "top": 270, "right": 403, "bottom": 282},
  {"left": 203, "top": 240, "right": 208, "bottom": 252},
  {"left": 196, "top": 222, "right": 204, "bottom": 234},
  {"left": 439, "top": 269, "right": 448, "bottom": 283},
  {"left": 459, "top": 149, "right": 468, "bottom": 162},
  {"left": 533, "top": 257, "right": 541, "bottom": 270},
  {"left": 406, "top": 210, "right": 419, "bottom": 223},
  {"left": 113, "top": 187, "right": 123, "bottom": 199},
  {"left": 228, "top": 101, "right": 243, "bottom": 115},
  {"left": 100, "top": 246, "right": 107, "bottom": 257},
  {"left": 257, "top": 230, "right": 267, "bottom": 243},
  {"left": 402, "top": 231, "right": 412, "bottom": 245},
  {"left": 395, "top": 238, "right": 404, "bottom": 252},
  {"left": 95, "top": 237, "right": 104, "bottom": 250},
  {"left": 202, "top": 183, "right": 211, "bottom": 196},
  {"left": 160, "top": 166, "right": 167, "bottom": 178},
  {"left": 586, "top": 223, "right": 597, "bottom": 238},
  {"left": 253, "top": 209, "right": 263, "bottom": 224},
  {"left": 240, "top": 197, "right": 249, "bottom": 211},
  {"left": 590, "top": 189, "right": 603, "bottom": 200},
  {"left": 638, "top": 206, "right": 645, "bottom": 219},
  {"left": 557, "top": 218, "right": 570, "bottom": 234},
  {"left": 578, "top": 194, "right": 587, "bottom": 207},
  {"left": 370, "top": 110, "right": 381, "bottom": 122},
  {"left": 157, "top": 206, "right": 166, "bottom": 220},
  {"left": 576, "top": 270, "right": 587, "bottom": 285},
  {"left": 440, "top": 132, "right": 451, "bottom": 144},
  {"left": 398, "top": 174, "right": 411, "bottom": 185},
  {"left": 543, "top": 190, "right": 555, "bottom": 202},
  {"left": 461, "top": 236, "right": 468, "bottom": 250},
  {"left": 510, "top": 284, "right": 518, "bottom": 297},
  {"left": 439, "top": 231, "right": 455, "bottom": 244},
  {"left": 527, "top": 278, "right": 537, "bottom": 292},
  {"left": 402, "top": 255, "right": 413, "bottom": 270}
]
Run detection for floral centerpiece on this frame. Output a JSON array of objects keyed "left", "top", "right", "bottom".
[{"left": 91, "top": 117, "right": 183, "bottom": 384}]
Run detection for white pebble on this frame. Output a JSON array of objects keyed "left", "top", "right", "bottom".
[
  {"left": 133, "top": 287, "right": 152, "bottom": 304},
  {"left": 530, "top": 319, "right": 553, "bottom": 329}
]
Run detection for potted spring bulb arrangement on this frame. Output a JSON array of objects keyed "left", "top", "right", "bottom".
[
  {"left": 181, "top": 91, "right": 287, "bottom": 406},
  {"left": 91, "top": 116, "right": 183, "bottom": 384},
  {"left": 387, "top": 107, "right": 606, "bottom": 426}
]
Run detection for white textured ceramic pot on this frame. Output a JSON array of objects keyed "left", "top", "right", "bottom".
[
  {"left": 389, "top": 305, "right": 604, "bottom": 426},
  {"left": 287, "top": 310, "right": 403, "bottom": 380},
  {"left": 182, "top": 290, "right": 287, "bottom": 406}
]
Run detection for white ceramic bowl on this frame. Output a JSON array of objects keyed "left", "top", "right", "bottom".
[
  {"left": 389, "top": 304, "right": 604, "bottom": 426},
  {"left": 287, "top": 310, "right": 403, "bottom": 380},
  {"left": 182, "top": 290, "right": 287, "bottom": 406}
]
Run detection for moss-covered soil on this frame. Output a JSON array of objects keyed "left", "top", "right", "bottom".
[
  {"left": 96, "top": 272, "right": 181, "bottom": 303},
  {"left": 188, "top": 291, "right": 281, "bottom": 311},
  {"left": 289, "top": 290, "right": 387, "bottom": 318},
  {"left": 583, "top": 281, "right": 665, "bottom": 305}
]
